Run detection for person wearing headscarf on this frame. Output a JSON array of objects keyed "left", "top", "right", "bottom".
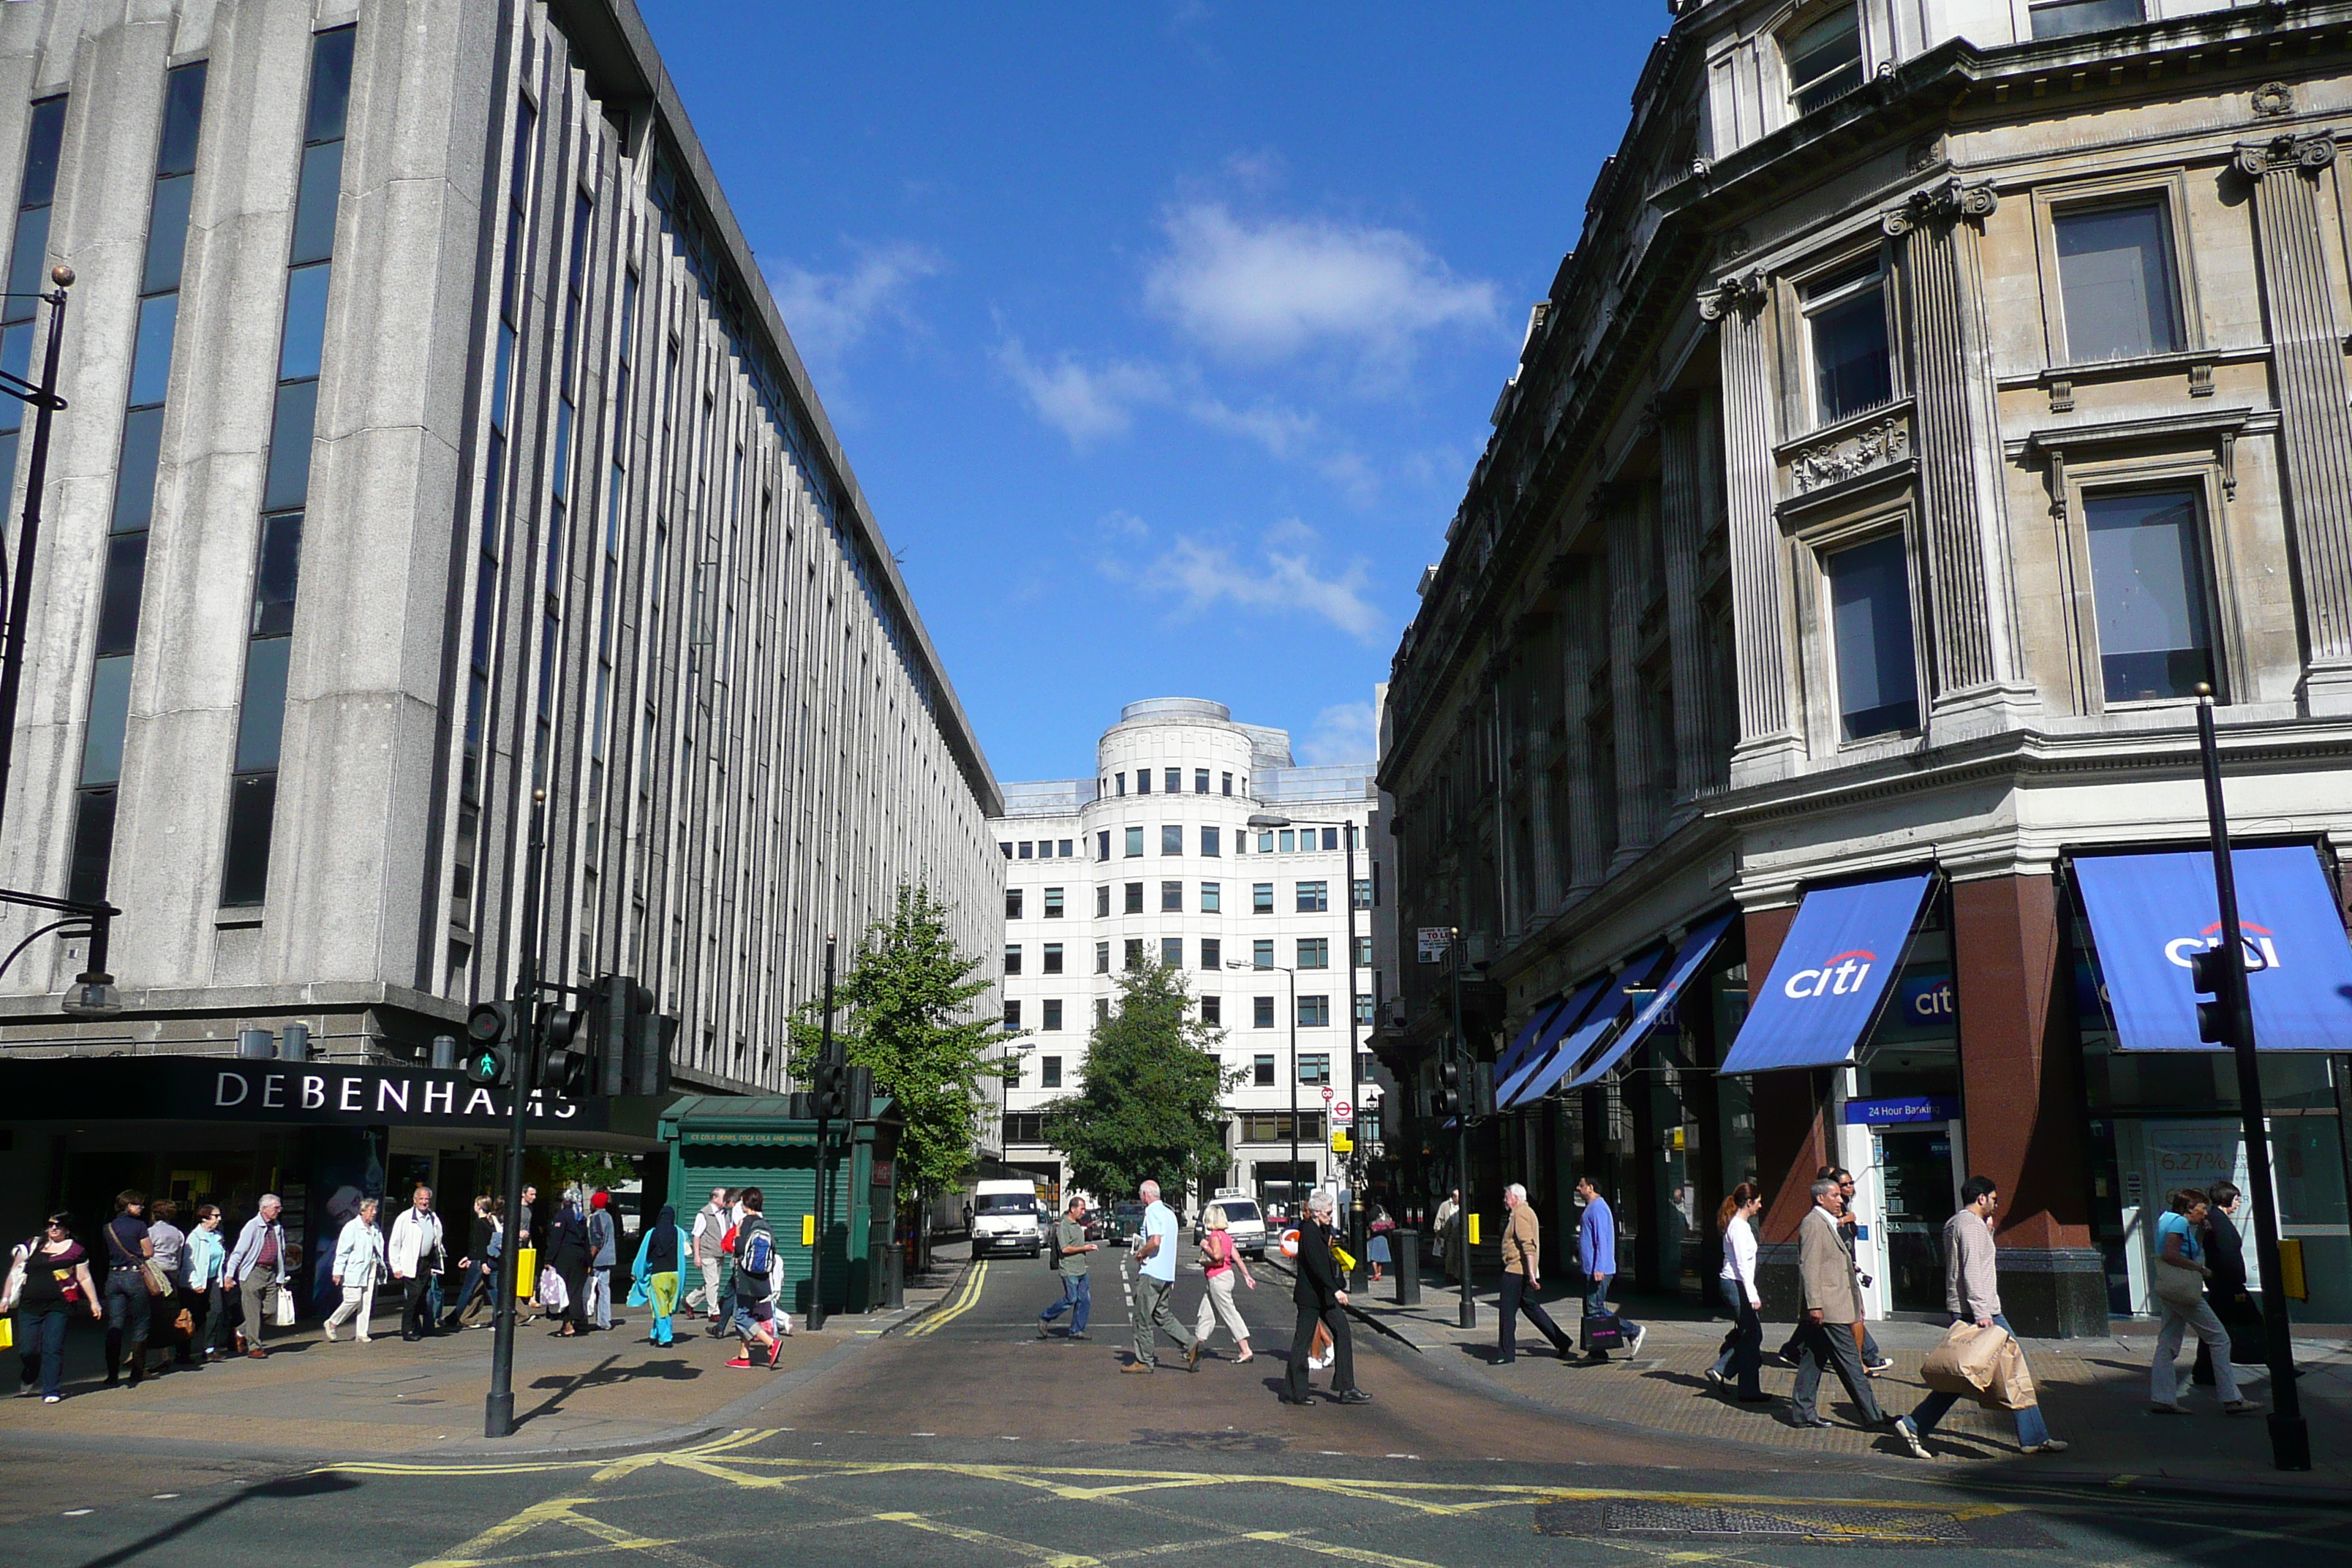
[
  {"left": 546, "top": 1195, "right": 592, "bottom": 1338},
  {"left": 631, "top": 1205, "right": 690, "bottom": 1346}
]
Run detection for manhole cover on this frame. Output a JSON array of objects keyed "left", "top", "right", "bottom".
[
  {"left": 1535, "top": 1500, "right": 2053, "bottom": 1549},
  {"left": 1129, "top": 1429, "right": 1289, "bottom": 1453}
]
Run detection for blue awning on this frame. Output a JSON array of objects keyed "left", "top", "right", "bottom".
[
  {"left": 1719, "top": 871, "right": 1937, "bottom": 1074},
  {"left": 2073, "top": 845, "right": 2352, "bottom": 1052},
  {"left": 1495, "top": 976, "right": 1611, "bottom": 1109},
  {"left": 1566, "top": 911, "right": 1737, "bottom": 1089},
  {"left": 1504, "top": 946, "right": 1667, "bottom": 1106},
  {"left": 1495, "top": 995, "right": 1569, "bottom": 1088}
]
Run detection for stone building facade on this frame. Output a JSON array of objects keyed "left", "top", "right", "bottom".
[
  {"left": 992, "top": 698, "right": 1397, "bottom": 1210},
  {"left": 1381, "top": 0, "right": 2352, "bottom": 1334},
  {"left": 0, "top": 1, "right": 1001, "bottom": 1243}
]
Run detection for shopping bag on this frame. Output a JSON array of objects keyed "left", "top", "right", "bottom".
[
  {"left": 1920, "top": 1321, "right": 2008, "bottom": 1397},
  {"left": 1581, "top": 1312, "right": 1626, "bottom": 1352},
  {"left": 538, "top": 1264, "right": 569, "bottom": 1314},
  {"left": 514, "top": 1245, "right": 538, "bottom": 1300},
  {"left": 274, "top": 1283, "right": 296, "bottom": 1327},
  {"left": 0, "top": 1315, "right": 13, "bottom": 1351},
  {"left": 1983, "top": 1334, "right": 2039, "bottom": 1409}
]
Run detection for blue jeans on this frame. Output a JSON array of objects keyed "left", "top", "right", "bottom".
[
  {"left": 1582, "top": 1278, "right": 1638, "bottom": 1356},
  {"left": 15, "top": 1308, "right": 69, "bottom": 1398},
  {"left": 1041, "top": 1273, "right": 1090, "bottom": 1334},
  {"left": 1910, "top": 1313, "right": 2051, "bottom": 1449}
]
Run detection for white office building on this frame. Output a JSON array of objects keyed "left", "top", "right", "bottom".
[{"left": 992, "top": 698, "right": 1395, "bottom": 1208}]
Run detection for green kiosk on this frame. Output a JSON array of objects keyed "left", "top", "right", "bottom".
[{"left": 659, "top": 1096, "right": 902, "bottom": 1316}]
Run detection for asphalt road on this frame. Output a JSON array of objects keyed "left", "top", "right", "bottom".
[{"left": 15, "top": 1248, "right": 2352, "bottom": 1568}]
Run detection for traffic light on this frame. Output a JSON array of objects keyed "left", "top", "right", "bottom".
[
  {"left": 462, "top": 1002, "right": 513, "bottom": 1088},
  {"left": 589, "top": 974, "right": 671, "bottom": 1097},
  {"left": 537, "top": 1003, "right": 587, "bottom": 1098},
  {"left": 2191, "top": 944, "right": 2239, "bottom": 1047},
  {"left": 1436, "top": 1060, "right": 1464, "bottom": 1121},
  {"left": 812, "top": 1058, "right": 846, "bottom": 1120}
]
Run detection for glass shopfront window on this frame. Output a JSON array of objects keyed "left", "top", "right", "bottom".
[{"left": 1847, "top": 910, "right": 1962, "bottom": 1316}]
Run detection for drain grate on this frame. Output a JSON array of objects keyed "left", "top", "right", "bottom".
[{"left": 1535, "top": 1499, "right": 2054, "bottom": 1549}]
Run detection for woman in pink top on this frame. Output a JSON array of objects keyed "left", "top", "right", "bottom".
[{"left": 1192, "top": 1205, "right": 1259, "bottom": 1362}]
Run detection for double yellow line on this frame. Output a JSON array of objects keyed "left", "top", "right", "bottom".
[{"left": 905, "top": 1259, "right": 988, "bottom": 1337}]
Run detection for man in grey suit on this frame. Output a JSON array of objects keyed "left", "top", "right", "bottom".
[{"left": 1791, "top": 1178, "right": 1926, "bottom": 1455}]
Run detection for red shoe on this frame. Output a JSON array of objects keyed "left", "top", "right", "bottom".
[
  {"left": 767, "top": 1335, "right": 783, "bottom": 1368},
  {"left": 725, "top": 1355, "right": 753, "bottom": 1368}
]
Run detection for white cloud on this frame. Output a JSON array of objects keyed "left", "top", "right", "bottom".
[
  {"left": 1110, "top": 521, "right": 1388, "bottom": 643},
  {"left": 1297, "top": 701, "right": 1378, "bottom": 766},
  {"left": 1145, "top": 202, "right": 1500, "bottom": 366},
  {"left": 1185, "top": 395, "right": 1318, "bottom": 459},
  {"left": 767, "top": 241, "right": 943, "bottom": 366},
  {"left": 998, "top": 339, "right": 1169, "bottom": 447}
]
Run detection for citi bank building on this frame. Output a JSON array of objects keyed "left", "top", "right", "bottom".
[{"left": 1377, "top": 0, "right": 2352, "bottom": 1337}]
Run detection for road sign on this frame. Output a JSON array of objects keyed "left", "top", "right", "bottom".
[
  {"left": 1417, "top": 927, "right": 1452, "bottom": 964},
  {"left": 1320, "top": 1085, "right": 1335, "bottom": 1103},
  {"left": 1330, "top": 1099, "right": 1354, "bottom": 1126}
]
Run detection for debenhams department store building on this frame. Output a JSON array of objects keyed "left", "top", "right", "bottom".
[{"left": 0, "top": 0, "right": 1006, "bottom": 1278}]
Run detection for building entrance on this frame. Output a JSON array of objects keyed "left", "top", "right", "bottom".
[{"left": 1877, "top": 1121, "right": 1961, "bottom": 1313}]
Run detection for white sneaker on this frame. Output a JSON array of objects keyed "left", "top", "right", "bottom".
[
  {"left": 323, "top": 1324, "right": 338, "bottom": 1342},
  {"left": 1625, "top": 1326, "right": 1647, "bottom": 1358},
  {"left": 1311, "top": 1352, "right": 1334, "bottom": 1371},
  {"left": 2027, "top": 1439, "right": 2069, "bottom": 1454},
  {"left": 1895, "top": 1416, "right": 1931, "bottom": 1459},
  {"left": 354, "top": 1334, "right": 372, "bottom": 1343}
]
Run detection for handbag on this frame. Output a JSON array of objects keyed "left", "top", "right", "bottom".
[
  {"left": 173, "top": 1306, "right": 195, "bottom": 1336},
  {"left": 143, "top": 1260, "right": 177, "bottom": 1299},
  {"left": 107, "top": 1222, "right": 164, "bottom": 1296},
  {"left": 2152, "top": 1261, "right": 2206, "bottom": 1313},
  {"left": 1, "top": 1243, "right": 27, "bottom": 1314}
]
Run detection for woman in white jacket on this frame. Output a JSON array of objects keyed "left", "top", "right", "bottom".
[{"left": 325, "top": 1198, "right": 385, "bottom": 1343}]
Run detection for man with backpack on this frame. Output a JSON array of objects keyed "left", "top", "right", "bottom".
[
  {"left": 1036, "top": 1195, "right": 1097, "bottom": 1340},
  {"left": 726, "top": 1188, "right": 784, "bottom": 1369}
]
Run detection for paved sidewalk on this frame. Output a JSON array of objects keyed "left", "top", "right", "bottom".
[
  {"left": 1334, "top": 1268, "right": 2352, "bottom": 1497},
  {"left": 0, "top": 1245, "right": 972, "bottom": 1461}
]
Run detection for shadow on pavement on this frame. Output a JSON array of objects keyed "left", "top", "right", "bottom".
[
  {"left": 517, "top": 1354, "right": 701, "bottom": 1428},
  {"left": 73, "top": 1471, "right": 361, "bottom": 1568}
]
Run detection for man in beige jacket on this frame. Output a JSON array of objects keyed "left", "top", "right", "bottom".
[
  {"left": 1488, "top": 1184, "right": 1576, "bottom": 1364},
  {"left": 1791, "top": 1179, "right": 1927, "bottom": 1455}
]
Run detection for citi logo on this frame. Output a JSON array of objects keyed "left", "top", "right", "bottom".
[
  {"left": 2163, "top": 922, "right": 2280, "bottom": 973},
  {"left": 1784, "top": 949, "right": 1875, "bottom": 999}
]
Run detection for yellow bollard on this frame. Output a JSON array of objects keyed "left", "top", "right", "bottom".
[{"left": 1468, "top": 1212, "right": 1482, "bottom": 1247}]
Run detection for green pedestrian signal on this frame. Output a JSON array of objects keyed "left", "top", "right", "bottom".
[{"left": 463, "top": 1001, "right": 514, "bottom": 1088}]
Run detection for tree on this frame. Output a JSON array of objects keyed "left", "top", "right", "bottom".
[
  {"left": 788, "top": 884, "right": 1019, "bottom": 1255},
  {"left": 1041, "top": 963, "right": 1240, "bottom": 1208}
]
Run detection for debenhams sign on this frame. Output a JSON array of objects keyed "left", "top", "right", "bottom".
[{"left": 0, "top": 1056, "right": 607, "bottom": 1131}]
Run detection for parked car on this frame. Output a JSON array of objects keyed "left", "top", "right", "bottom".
[
  {"left": 1109, "top": 1201, "right": 1147, "bottom": 1247},
  {"left": 969, "top": 1179, "right": 1045, "bottom": 1258}
]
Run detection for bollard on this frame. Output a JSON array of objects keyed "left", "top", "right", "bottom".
[
  {"left": 431, "top": 1033, "right": 458, "bottom": 1070},
  {"left": 884, "top": 1238, "right": 905, "bottom": 1308},
  {"left": 1395, "top": 1232, "right": 1422, "bottom": 1305}
]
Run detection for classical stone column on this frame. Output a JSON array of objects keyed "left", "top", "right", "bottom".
[
  {"left": 1607, "top": 499, "right": 1653, "bottom": 870},
  {"left": 2236, "top": 132, "right": 2352, "bottom": 713},
  {"left": 1555, "top": 562, "right": 1607, "bottom": 894},
  {"left": 1701, "top": 273, "right": 1799, "bottom": 783},
  {"left": 1882, "top": 177, "right": 2034, "bottom": 736},
  {"left": 1951, "top": 873, "right": 2104, "bottom": 1337},
  {"left": 1659, "top": 393, "right": 1727, "bottom": 796},
  {"left": 1525, "top": 736, "right": 1564, "bottom": 914}
]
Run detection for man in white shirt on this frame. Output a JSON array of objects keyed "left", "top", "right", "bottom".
[
  {"left": 388, "top": 1186, "right": 446, "bottom": 1342},
  {"left": 687, "top": 1188, "right": 729, "bottom": 1327},
  {"left": 1123, "top": 1180, "right": 1199, "bottom": 1374}
]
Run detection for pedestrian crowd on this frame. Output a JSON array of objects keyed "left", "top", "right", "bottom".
[{"left": 4, "top": 1179, "right": 813, "bottom": 1403}]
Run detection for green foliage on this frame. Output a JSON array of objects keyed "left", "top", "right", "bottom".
[
  {"left": 788, "top": 884, "right": 1020, "bottom": 1207},
  {"left": 1040, "top": 964, "right": 1240, "bottom": 1207},
  {"left": 538, "top": 1148, "right": 633, "bottom": 1194}
]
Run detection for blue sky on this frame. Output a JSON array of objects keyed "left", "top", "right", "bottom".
[{"left": 633, "top": 2, "right": 1661, "bottom": 784}]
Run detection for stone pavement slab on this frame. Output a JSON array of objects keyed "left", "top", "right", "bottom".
[
  {"left": 1, "top": 1248, "right": 971, "bottom": 1461},
  {"left": 1335, "top": 1271, "right": 2352, "bottom": 1499}
]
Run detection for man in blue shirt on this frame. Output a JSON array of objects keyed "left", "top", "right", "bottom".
[
  {"left": 1123, "top": 1180, "right": 1198, "bottom": 1373},
  {"left": 1575, "top": 1176, "right": 1645, "bottom": 1363}
]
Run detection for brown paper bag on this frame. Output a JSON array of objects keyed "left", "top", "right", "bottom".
[
  {"left": 1920, "top": 1321, "right": 2008, "bottom": 1396},
  {"left": 1983, "top": 1333, "right": 2039, "bottom": 1409}
]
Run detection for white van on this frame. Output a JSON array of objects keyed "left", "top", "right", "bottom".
[
  {"left": 1198, "top": 1189, "right": 1269, "bottom": 1259},
  {"left": 969, "top": 1178, "right": 1045, "bottom": 1258}
]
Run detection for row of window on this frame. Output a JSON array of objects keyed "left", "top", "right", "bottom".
[
  {"left": 998, "top": 823, "right": 1355, "bottom": 864},
  {"left": 1001, "top": 992, "right": 1372, "bottom": 1031},
  {"left": 1006, "top": 933, "right": 1371, "bottom": 975},
  {"left": 1103, "top": 767, "right": 1237, "bottom": 797},
  {"left": 1002, "top": 1051, "right": 1379, "bottom": 1095},
  {"left": 1781, "top": 4, "right": 2145, "bottom": 127},
  {"left": 1005, "top": 1107, "right": 1380, "bottom": 1147},
  {"left": 1005, "top": 878, "right": 1372, "bottom": 919}
]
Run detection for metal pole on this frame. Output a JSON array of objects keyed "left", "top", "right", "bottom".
[
  {"left": 486, "top": 786, "right": 550, "bottom": 1439},
  {"left": 1450, "top": 927, "right": 1474, "bottom": 1330},
  {"left": 810, "top": 935, "right": 835, "bottom": 1331},
  {"left": 1343, "top": 822, "right": 1365, "bottom": 1285},
  {"left": 2195, "top": 689, "right": 2309, "bottom": 1470},
  {"left": 0, "top": 270, "right": 72, "bottom": 843},
  {"left": 1289, "top": 967, "right": 1300, "bottom": 1217}
]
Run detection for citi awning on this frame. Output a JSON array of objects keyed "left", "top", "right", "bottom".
[
  {"left": 2071, "top": 845, "right": 2352, "bottom": 1052},
  {"left": 1495, "top": 994, "right": 1569, "bottom": 1088},
  {"left": 1504, "top": 945, "right": 1667, "bottom": 1106},
  {"left": 1495, "top": 975, "right": 1610, "bottom": 1109},
  {"left": 1719, "top": 871, "right": 1937, "bottom": 1074},
  {"left": 1565, "top": 911, "right": 1738, "bottom": 1089}
]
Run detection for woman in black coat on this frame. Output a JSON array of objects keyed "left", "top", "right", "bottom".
[{"left": 546, "top": 1198, "right": 592, "bottom": 1337}]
